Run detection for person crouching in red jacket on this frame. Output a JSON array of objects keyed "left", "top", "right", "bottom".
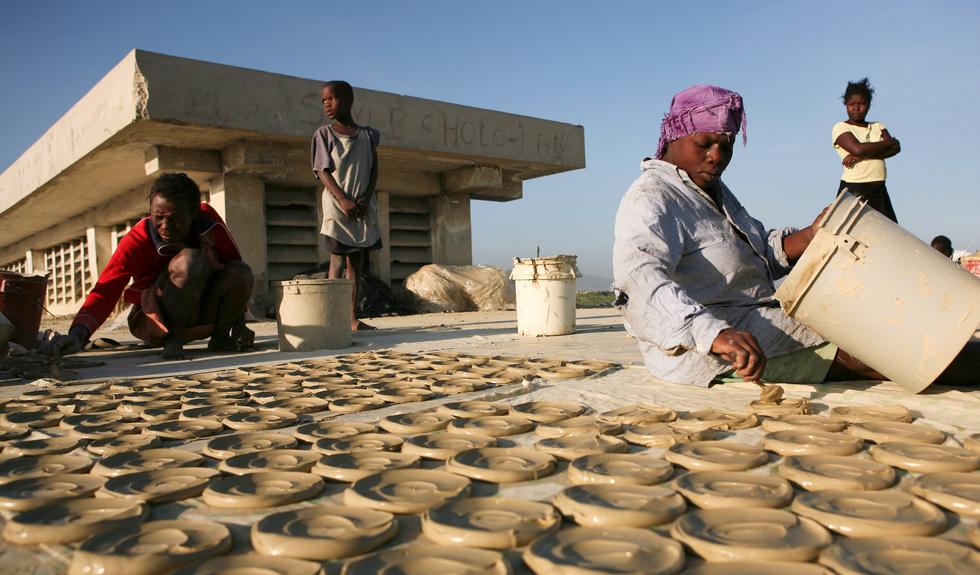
[{"left": 48, "top": 173, "right": 255, "bottom": 360}]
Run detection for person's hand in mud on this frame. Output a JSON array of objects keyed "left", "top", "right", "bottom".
[
  {"left": 711, "top": 328, "right": 766, "bottom": 382},
  {"left": 44, "top": 326, "right": 89, "bottom": 360}
]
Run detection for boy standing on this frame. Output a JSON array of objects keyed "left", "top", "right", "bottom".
[{"left": 311, "top": 81, "right": 381, "bottom": 330}]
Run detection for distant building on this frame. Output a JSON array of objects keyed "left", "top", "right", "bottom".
[{"left": 0, "top": 50, "right": 584, "bottom": 315}]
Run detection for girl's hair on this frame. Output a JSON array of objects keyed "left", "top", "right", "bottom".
[
  {"left": 148, "top": 172, "right": 201, "bottom": 212},
  {"left": 323, "top": 80, "right": 355, "bottom": 102},
  {"left": 842, "top": 77, "right": 875, "bottom": 103}
]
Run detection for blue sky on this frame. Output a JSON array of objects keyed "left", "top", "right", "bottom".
[{"left": 2, "top": 1, "right": 978, "bottom": 281}]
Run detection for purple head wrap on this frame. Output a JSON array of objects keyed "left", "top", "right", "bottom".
[{"left": 655, "top": 84, "right": 747, "bottom": 159}]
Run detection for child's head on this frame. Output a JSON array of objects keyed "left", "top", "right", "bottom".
[
  {"left": 842, "top": 78, "right": 874, "bottom": 123},
  {"left": 930, "top": 235, "right": 953, "bottom": 258},
  {"left": 321, "top": 81, "right": 354, "bottom": 121}
]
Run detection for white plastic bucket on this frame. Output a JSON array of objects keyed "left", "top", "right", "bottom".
[
  {"left": 774, "top": 191, "right": 980, "bottom": 393},
  {"left": 273, "top": 279, "right": 353, "bottom": 351},
  {"left": 509, "top": 255, "right": 580, "bottom": 336}
]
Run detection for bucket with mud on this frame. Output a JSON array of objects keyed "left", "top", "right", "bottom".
[
  {"left": 0, "top": 272, "right": 49, "bottom": 349},
  {"left": 509, "top": 255, "right": 580, "bottom": 336},
  {"left": 273, "top": 279, "right": 352, "bottom": 351},
  {"left": 774, "top": 191, "right": 980, "bottom": 393}
]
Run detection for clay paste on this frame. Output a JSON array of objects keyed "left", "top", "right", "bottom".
[
  {"left": 170, "top": 555, "right": 322, "bottom": 575},
  {"left": 221, "top": 408, "right": 298, "bottom": 431},
  {"left": 778, "top": 454, "right": 896, "bottom": 491},
  {"left": 830, "top": 404, "right": 914, "bottom": 423},
  {"left": 665, "top": 441, "right": 769, "bottom": 471},
  {"left": 818, "top": 536, "right": 980, "bottom": 575},
  {"left": 535, "top": 415, "right": 622, "bottom": 438},
  {"left": 91, "top": 448, "right": 204, "bottom": 477},
  {"left": 567, "top": 453, "right": 674, "bottom": 486},
  {"left": 3, "top": 435, "right": 86, "bottom": 457},
  {"left": 760, "top": 415, "right": 847, "bottom": 434},
  {"left": 203, "top": 432, "right": 298, "bottom": 460},
  {"left": 328, "top": 397, "right": 390, "bottom": 413},
  {"left": 0, "top": 427, "right": 30, "bottom": 443},
  {"left": 378, "top": 412, "right": 453, "bottom": 435},
  {"left": 869, "top": 441, "right": 980, "bottom": 472},
  {"left": 0, "top": 455, "right": 93, "bottom": 483},
  {"left": 447, "top": 415, "right": 535, "bottom": 437},
  {"left": 673, "top": 471, "right": 794, "bottom": 509},
  {"left": 314, "top": 433, "right": 404, "bottom": 455},
  {"left": 684, "top": 561, "right": 832, "bottom": 574},
  {"left": 401, "top": 431, "right": 497, "bottom": 460},
  {"left": 143, "top": 418, "right": 224, "bottom": 440},
  {"left": 671, "top": 508, "right": 832, "bottom": 562},
  {"left": 600, "top": 404, "right": 679, "bottom": 425},
  {"left": 421, "top": 496, "right": 561, "bottom": 549},
  {"left": 178, "top": 405, "right": 255, "bottom": 421},
  {"left": 344, "top": 543, "right": 510, "bottom": 575},
  {"left": 848, "top": 421, "right": 947, "bottom": 445},
  {"left": 523, "top": 525, "right": 685, "bottom": 575},
  {"left": 294, "top": 421, "right": 376, "bottom": 443},
  {"left": 673, "top": 409, "right": 759, "bottom": 432},
  {"left": 343, "top": 468, "right": 471, "bottom": 514},
  {"left": 217, "top": 449, "right": 321, "bottom": 475},
  {"left": 446, "top": 447, "right": 556, "bottom": 483},
  {"left": 909, "top": 472, "right": 980, "bottom": 517},
  {"left": 251, "top": 503, "right": 398, "bottom": 560},
  {"left": 70, "top": 421, "right": 146, "bottom": 440},
  {"left": 791, "top": 489, "right": 947, "bottom": 537},
  {"left": 202, "top": 471, "right": 324, "bottom": 509},
  {"left": 762, "top": 429, "right": 864, "bottom": 456},
  {"left": 0, "top": 473, "right": 105, "bottom": 511},
  {"left": 964, "top": 432, "right": 980, "bottom": 454},
  {"left": 534, "top": 434, "right": 629, "bottom": 460},
  {"left": 2, "top": 498, "right": 147, "bottom": 545},
  {"left": 510, "top": 401, "right": 588, "bottom": 423},
  {"left": 622, "top": 423, "right": 715, "bottom": 448},
  {"left": 99, "top": 467, "right": 220, "bottom": 504},
  {"left": 748, "top": 398, "right": 812, "bottom": 417},
  {"left": 67, "top": 519, "right": 232, "bottom": 575},
  {"left": 554, "top": 484, "right": 687, "bottom": 527},
  {"left": 313, "top": 451, "right": 420, "bottom": 482},
  {"left": 86, "top": 434, "right": 162, "bottom": 457},
  {"left": 0, "top": 407, "right": 63, "bottom": 429},
  {"left": 265, "top": 397, "right": 331, "bottom": 414}
]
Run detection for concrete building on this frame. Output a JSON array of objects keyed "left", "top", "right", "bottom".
[{"left": 0, "top": 50, "right": 585, "bottom": 315}]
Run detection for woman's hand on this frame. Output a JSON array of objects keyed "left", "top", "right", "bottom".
[
  {"left": 842, "top": 154, "right": 860, "bottom": 168},
  {"left": 711, "top": 328, "right": 767, "bottom": 382}
]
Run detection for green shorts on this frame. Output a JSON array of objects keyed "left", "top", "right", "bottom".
[{"left": 715, "top": 342, "right": 838, "bottom": 384}]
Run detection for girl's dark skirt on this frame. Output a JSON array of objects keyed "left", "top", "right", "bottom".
[{"left": 837, "top": 180, "right": 897, "bottom": 223}]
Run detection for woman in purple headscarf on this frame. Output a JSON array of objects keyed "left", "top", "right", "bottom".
[{"left": 612, "top": 84, "right": 884, "bottom": 387}]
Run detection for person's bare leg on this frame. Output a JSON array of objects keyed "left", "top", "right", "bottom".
[
  {"left": 346, "top": 252, "right": 374, "bottom": 331},
  {"left": 824, "top": 348, "right": 887, "bottom": 382},
  {"left": 158, "top": 248, "right": 209, "bottom": 360},
  {"left": 328, "top": 253, "right": 344, "bottom": 279},
  {"left": 932, "top": 340, "right": 979, "bottom": 387},
  {"left": 200, "top": 261, "right": 254, "bottom": 352}
]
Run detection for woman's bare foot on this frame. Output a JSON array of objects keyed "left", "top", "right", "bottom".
[
  {"left": 207, "top": 334, "right": 240, "bottom": 352},
  {"left": 352, "top": 320, "right": 376, "bottom": 331}
]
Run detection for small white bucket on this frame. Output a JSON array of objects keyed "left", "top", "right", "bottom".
[
  {"left": 509, "top": 255, "right": 580, "bottom": 336},
  {"left": 775, "top": 192, "right": 980, "bottom": 392},
  {"left": 273, "top": 279, "right": 353, "bottom": 351}
]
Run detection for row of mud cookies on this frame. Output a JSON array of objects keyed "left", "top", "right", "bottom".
[
  {"left": 29, "top": 396, "right": 970, "bottom": 573},
  {"left": 0, "top": 352, "right": 621, "bottom": 574}
]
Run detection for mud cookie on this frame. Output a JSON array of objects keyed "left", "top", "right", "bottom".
[
  {"left": 422, "top": 496, "right": 561, "bottom": 549},
  {"left": 523, "top": 526, "right": 684, "bottom": 575},
  {"left": 251, "top": 503, "right": 398, "bottom": 560},
  {"left": 446, "top": 447, "right": 556, "bottom": 483},
  {"left": 567, "top": 453, "right": 674, "bottom": 486},
  {"left": 791, "top": 489, "right": 947, "bottom": 537}
]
